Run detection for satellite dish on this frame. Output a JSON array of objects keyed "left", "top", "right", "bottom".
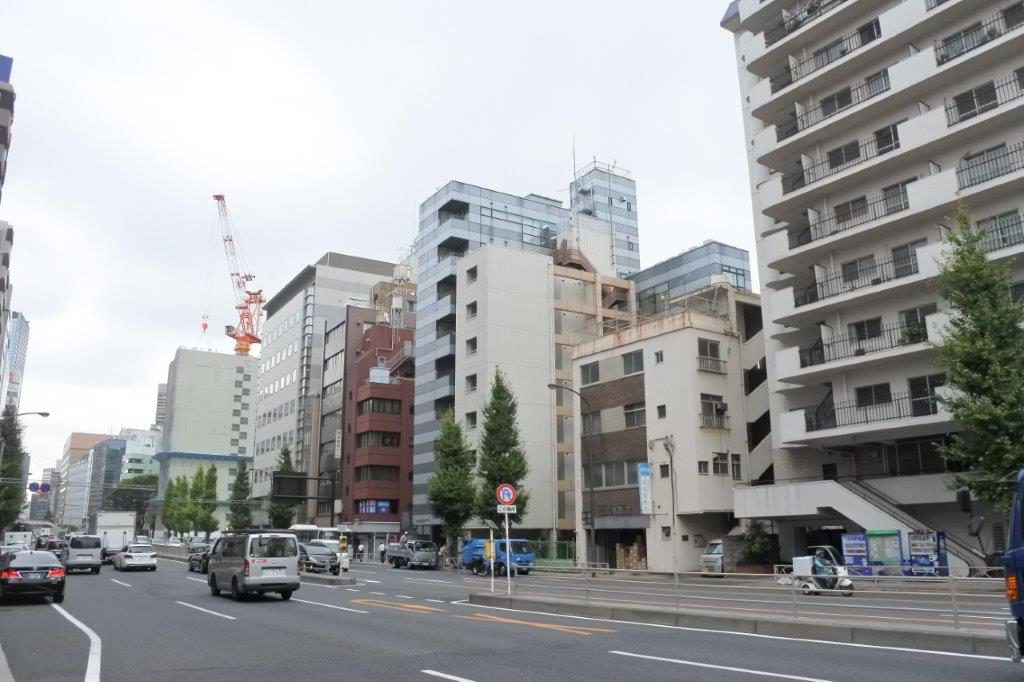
[{"left": 967, "top": 516, "right": 985, "bottom": 537}]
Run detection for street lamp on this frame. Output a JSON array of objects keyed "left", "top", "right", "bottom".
[
  {"left": 547, "top": 383, "right": 597, "bottom": 565},
  {"left": 0, "top": 411, "right": 51, "bottom": 467}
]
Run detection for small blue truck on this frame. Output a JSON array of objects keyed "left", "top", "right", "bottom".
[
  {"left": 1004, "top": 470, "right": 1024, "bottom": 662},
  {"left": 462, "top": 538, "right": 535, "bottom": 576}
]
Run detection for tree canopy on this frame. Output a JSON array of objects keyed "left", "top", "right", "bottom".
[
  {"left": 427, "top": 410, "right": 476, "bottom": 547},
  {"left": 474, "top": 369, "right": 530, "bottom": 525}
]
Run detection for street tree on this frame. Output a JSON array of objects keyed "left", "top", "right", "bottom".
[
  {"left": 0, "top": 405, "right": 27, "bottom": 530},
  {"left": 474, "top": 368, "right": 530, "bottom": 526},
  {"left": 227, "top": 459, "right": 252, "bottom": 529},
  {"left": 105, "top": 473, "right": 159, "bottom": 532},
  {"left": 192, "top": 465, "right": 218, "bottom": 540},
  {"left": 268, "top": 445, "right": 296, "bottom": 528},
  {"left": 935, "top": 203, "right": 1024, "bottom": 510},
  {"left": 427, "top": 410, "right": 476, "bottom": 553},
  {"left": 162, "top": 476, "right": 190, "bottom": 538}
]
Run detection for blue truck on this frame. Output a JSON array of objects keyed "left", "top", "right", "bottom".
[
  {"left": 462, "top": 539, "right": 535, "bottom": 576},
  {"left": 1005, "top": 470, "right": 1024, "bottom": 662}
]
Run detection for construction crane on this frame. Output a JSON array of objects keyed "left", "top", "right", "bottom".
[{"left": 213, "top": 194, "right": 264, "bottom": 355}]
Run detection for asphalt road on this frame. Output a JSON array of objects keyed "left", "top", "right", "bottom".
[{"left": 0, "top": 557, "right": 1017, "bottom": 681}]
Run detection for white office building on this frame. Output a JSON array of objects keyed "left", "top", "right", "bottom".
[{"left": 721, "top": 0, "right": 1022, "bottom": 567}]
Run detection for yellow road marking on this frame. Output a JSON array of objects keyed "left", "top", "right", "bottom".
[
  {"left": 455, "top": 612, "right": 615, "bottom": 636},
  {"left": 351, "top": 598, "right": 446, "bottom": 614}
]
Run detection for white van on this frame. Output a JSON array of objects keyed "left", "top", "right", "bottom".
[
  {"left": 207, "top": 531, "right": 300, "bottom": 601},
  {"left": 64, "top": 535, "right": 103, "bottom": 574}
]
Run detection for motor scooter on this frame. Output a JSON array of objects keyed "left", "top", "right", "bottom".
[{"left": 798, "top": 564, "right": 855, "bottom": 597}]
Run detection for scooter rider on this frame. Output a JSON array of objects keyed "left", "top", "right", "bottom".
[{"left": 813, "top": 549, "right": 837, "bottom": 590}]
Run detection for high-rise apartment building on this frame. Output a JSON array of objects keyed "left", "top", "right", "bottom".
[
  {"left": 152, "top": 383, "right": 167, "bottom": 431},
  {"left": 631, "top": 242, "right": 752, "bottom": 317},
  {"left": 3, "top": 311, "right": 29, "bottom": 411},
  {"left": 0, "top": 57, "right": 15, "bottom": 380},
  {"left": 251, "top": 253, "right": 394, "bottom": 503},
  {"left": 161, "top": 348, "right": 258, "bottom": 456},
  {"left": 721, "top": 0, "right": 1020, "bottom": 567},
  {"left": 0, "top": 53, "right": 13, "bottom": 207}
]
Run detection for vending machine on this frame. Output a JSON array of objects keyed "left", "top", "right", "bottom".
[
  {"left": 905, "top": 530, "right": 949, "bottom": 576},
  {"left": 866, "top": 529, "right": 904, "bottom": 575},
  {"left": 841, "top": 532, "right": 871, "bottom": 576}
]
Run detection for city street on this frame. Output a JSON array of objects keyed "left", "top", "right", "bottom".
[{"left": 0, "top": 557, "right": 1016, "bottom": 681}]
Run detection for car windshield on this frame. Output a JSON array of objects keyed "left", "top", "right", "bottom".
[
  {"left": 412, "top": 541, "right": 436, "bottom": 552},
  {"left": 507, "top": 541, "right": 531, "bottom": 555},
  {"left": 70, "top": 537, "right": 102, "bottom": 549},
  {"left": 47, "top": 541, "right": 66, "bottom": 549},
  {"left": 705, "top": 543, "right": 723, "bottom": 555},
  {"left": 130, "top": 545, "right": 154, "bottom": 553},
  {"left": 10, "top": 552, "right": 59, "bottom": 567},
  {"left": 251, "top": 537, "right": 298, "bottom": 558},
  {"left": 319, "top": 530, "right": 341, "bottom": 541},
  {"left": 304, "top": 545, "right": 330, "bottom": 555}
]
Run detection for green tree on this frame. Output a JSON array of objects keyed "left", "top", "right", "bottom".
[
  {"left": 427, "top": 410, "right": 477, "bottom": 552},
  {"left": 935, "top": 203, "right": 1024, "bottom": 510},
  {"left": 191, "top": 465, "right": 218, "bottom": 540},
  {"left": 105, "top": 474, "right": 159, "bottom": 532},
  {"left": 0, "top": 405, "right": 27, "bottom": 531},
  {"left": 268, "top": 446, "right": 297, "bottom": 528},
  {"left": 474, "top": 369, "right": 530, "bottom": 526},
  {"left": 227, "top": 459, "right": 252, "bottom": 529},
  {"left": 161, "top": 476, "right": 187, "bottom": 538}
]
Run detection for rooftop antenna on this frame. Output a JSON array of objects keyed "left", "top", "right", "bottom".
[{"left": 572, "top": 134, "right": 577, "bottom": 178}]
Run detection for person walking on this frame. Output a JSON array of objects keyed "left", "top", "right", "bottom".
[
  {"left": 379, "top": 542, "right": 386, "bottom": 564},
  {"left": 357, "top": 542, "right": 366, "bottom": 562}
]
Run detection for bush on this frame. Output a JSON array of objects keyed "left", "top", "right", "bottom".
[{"left": 740, "top": 521, "right": 779, "bottom": 565}]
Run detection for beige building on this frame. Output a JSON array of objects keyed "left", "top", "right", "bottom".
[{"left": 54, "top": 432, "right": 114, "bottom": 527}]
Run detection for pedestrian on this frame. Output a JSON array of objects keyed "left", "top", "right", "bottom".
[
  {"left": 399, "top": 532, "right": 408, "bottom": 545},
  {"left": 358, "top": 542, "right": 366, "bottom": 562},
  {"left": 379, "top": 542, "right": 386, "bottom": 563}
]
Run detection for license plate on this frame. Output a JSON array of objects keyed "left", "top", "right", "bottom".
[
  {"left": 24, "top": 572, "right": 44, "bottom": 579},
  {"left": 263, "top": 568, "right": 285, "bottom": 576}
]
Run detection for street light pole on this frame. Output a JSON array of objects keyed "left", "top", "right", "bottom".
[{"left": 547, "top": 383, "right": 596, "bottom": 566}]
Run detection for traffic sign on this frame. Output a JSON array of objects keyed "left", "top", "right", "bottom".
[
  {"left": 28, "top": 482, "right": 38, "bottom": 492},
  {"left": 497, "top": 504, "right": 517, "bottom": 514},
  {"left": 496, "top": 483, "right": 517, "bottom": 505},
  {"left": 41, "top": 482, "right": 50, "bottom": 493}
]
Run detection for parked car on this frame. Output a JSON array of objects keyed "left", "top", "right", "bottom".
[
  {"left": 0, "top": 550, "right": 66, "bottom": 603},
  {"left": 135, "top": 536, "right": 151, "bottom": 544},
  {"left": 207, "top": 531, "right": 300, "bottom": 601},
  {"left": 299, "top": 543, "right": 341, "bottom": 575},
  {"left": 187, "top": 543, "right": 213, "bottom": 573},
  {"left": 307, "top": 539, "right": 350, "bottom": 573},
  {"left": 113, "top": 544, "right": 157, "bottom": 571},
  {"left": 44, "top": 540, "right": 68, "bottom": 562},
  {"left": 63, "top": 535, "right": 103, "bottom": 574},
  {"left": 387, "top": 540, "right": 439, "bottom": 569}
]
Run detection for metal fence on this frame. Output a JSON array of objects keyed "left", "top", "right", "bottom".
[
  {"left": 791, "top": 186, "right": 910, "bottom": 248},
  {"left": 935, "top": 7, "right": 1024, "bottom": 66},
  {"left": 805, "top": 391, "right": 941, "bottom": 432},
  {"left": 957, "top": 140, "right": 1024, "bottom": 190},
  {"left": 777, "top": 70, "right": 890, "bottom": 142}
]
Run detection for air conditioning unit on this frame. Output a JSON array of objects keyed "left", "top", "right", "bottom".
[{"left": 714, "top": 402, "right": 729, "bottom": 414}]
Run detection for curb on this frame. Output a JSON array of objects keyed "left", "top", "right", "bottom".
[{"left": 468, "top": 593, "right": 1005, "bottom": 657}]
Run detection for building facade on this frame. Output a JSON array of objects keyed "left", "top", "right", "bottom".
[
  {"left": 252, "top": 253, "right": 394, "bottom": 505},
  {"left": 3, "top": 310, "right": 28, "bottom": 411},
  {"left": 570, "top": 161, "right": 642, "bottom": 278},
  {"left": 119, "top": 427, "right": 160, "bottom": 477},
  {"left": 60, "top": 456, "right": 90, "bottom": 529},
  {"left": 84, "top": 438, "right": 126, "bottom": 522},
  {"left": 571, "top": 280, "right": 768, "bottom": 570},
  {"left": 721, "top": 0, "right": 1018, "bottom": 567},
  {"left": 152, "top": 451, "right": 252, "bottom": 537},
  {"left": 161, "top": 348, "right": 258, "bottom": 457},
  {"left": 29, "top": 466, "right": 53, "bottom": 520},
  {"left": 0, "top": 53, "right": 13, "bottom": 207},
  {"left": 631, "top": 242, "right": 752, "bottom": 317},
  {"left": 54, "top": 432, "right": 114, "bottom": 527},
  {"left": 153, "top": 383, "right": 167, "bottom": 431}
]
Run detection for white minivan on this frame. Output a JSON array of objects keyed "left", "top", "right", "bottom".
[
  {"left": 207, "top": 531, "right": 300, "bottom": 601},
  {"left": 64, "top": 535, "right": 103, "bottom": 574}
]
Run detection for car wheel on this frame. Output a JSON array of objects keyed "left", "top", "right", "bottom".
[
  {"left": 53, "top": 592, "right": 65, "bottom": 604},
  {"left": 231, "top": 577, "right": 242, "bottom": 602},
  {"left": 280, "top": 590, "right": 292, "bottom": 601},
  {"left": 93, "top": 566, "right": 101, "bottom": 575},
  {"left": 209, "top": 574, "right": 220, "bottom": 597},
  {"left": 201, "top": 563, "right": 209, "bottom": 575},
  {"left": 342, "top": 568, "right": 348, "bottom": 573},
  {"left": 187, "top": 562, "right": 193, "bottom": 572}
]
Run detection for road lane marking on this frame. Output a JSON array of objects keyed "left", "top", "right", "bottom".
[
  {"left": 186, "top": 577, "right": 207, "bottom": 584},
  {"left": 0, "top": 637, "right": 13, "bottom": 682},
  {"left": 370, "top": 591, "right": 386, "bottom": 595},
  {"left": 347, "top": 570, "right": 380, "bottom": 574},
  {"left": 396, "top": 594, "right": 415, "bottom": 599},
  {"left": 422, "top": 671, "right": 477, "bottom": 682},
  {"left": 346, "top": 588, "right": 361, "bottom": 592},
  {"left": 455, "top": 612, "right": 614, "bottom": 636},
  {"left": 406, "top": 578, "right": 454, "bottom": 584},
  {"left": 301, "top": 582, "right": 339, "bottom": 589},
  {"left": 175, "top": 601, "right": 237, "bottom": 620},
  {"left": 293, "top": 598, "right": 369, "bottom": 614},
  {"left": 159, "top": 558, "right": 187, "bottom": 564},
  {"left": 110, "top": 579, "right": 132, "bottom": 588},
  {"left": 426, "top": 599, "right": 445, "bottom": 603},
  {"left": 362, "top": 578, "right": 382, "bottom": 583},
  {"left": 352, "top": 598, "right": 446, "bottom": 614},
  {"left": 458, "top": 602, "right": 1006, "bottom": 661},
  {"left": 52, "top": 604, "right": 102, "bottom": 681},
  {"left": 609, "top": 651, "right": 831, "bottom": 681}
]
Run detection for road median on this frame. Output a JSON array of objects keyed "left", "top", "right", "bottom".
[{"left": 468, "top": 592, "right": 1004, "bottom": 657}]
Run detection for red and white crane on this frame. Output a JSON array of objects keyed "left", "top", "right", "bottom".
[{"left": 213, "top": 194, "right": 264, "bottom": 355}]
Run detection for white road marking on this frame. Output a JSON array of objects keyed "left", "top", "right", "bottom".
[
  {"left": 422, "top": 670, "right": 478, "bottom": 682},
  {"left": 0, "top": 634, "right": 15, "bottom": 681},
  {"left": 609, "top": 651, "right": 831, "bottom": 681},
  {"left": 458, "top": 602, "right": 1007, "bottom": 661},
  {"left": 425, "top": 599, "right": 446, "bottom": 603},
  {"left": 186, "top": 577, "right": 207, "bottom": 584},
  {"left": 52, "top": 604, "right": 102, "bottom": 681},
  {"left": 362, "top": 578, "right": 382, "bottom": 583},
  {"left": 301, "top": 582, "right": 339, "bottom": 589},
  {"left": 370, "top": 591, "right": 386, "bottom": 596},
  {"left": 175, "top": 601, "right": 237, "bottom": 620},
  {"left": 159, "top": 558, "right": 187, "bottom": 564},
  {"left": 346, "top": 588, "right": 360, "bottom": 592},
  {"left": 406, "top": 577, "right": 454, "bottom": 584},
  {"left": 396, "top": 595, "right": 415, "bottom": 599},
  {"left": 293, "top": 598, "right": 369, "bottom": 614},
  {"left": 110, "top": 579, "right": 132, "bottom": 588},
  {"left": 347, "top": 569, "right": 380, "bottom": 574}
]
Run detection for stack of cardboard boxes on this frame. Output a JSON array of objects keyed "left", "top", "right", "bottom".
[{"left": 614, "top": 540, "right": 647, "bottom": 571}]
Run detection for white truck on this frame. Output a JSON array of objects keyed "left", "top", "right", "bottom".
[
  {"left": 88, "top": 511, "right": 136, "bottom": 563},
  {"left": 2, "top": 530, "right": 33, "bottom": 547}
]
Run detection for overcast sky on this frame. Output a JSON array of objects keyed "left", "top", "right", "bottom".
[{"left": 0, "top": 1, "right": 751, "bottom": 475}]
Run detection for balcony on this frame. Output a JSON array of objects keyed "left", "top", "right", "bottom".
[
  {"left": 782, "top": 127, "right": 900, "bottom": 196},
  {"left": 789, "top": 187, "right": 909, "bottom": 249},
  {"left": 699, "top": 413, "right": 730, "bottom": 430},
  {"left": 769, "top": 18, "right": 880, "bottom": 95},
  {"left": 957, "top": 140, "right": 1024, "bottom": 190},
  {"left": 806, "top": 391, "right": 943, "bottom": 432},
  {"left": 697, "top": 356, "right": 727, "bottom": 374},
  {"left": 799, "top": 319, "right": 930, "bottom": 369},
  {"left": 764, "top": 0, "right": 850, "bottom": 48},
  {"left": 946, "top": 70, "right": 1024, "bottom": 127},
  {"left": 794, "top": 252, "right": 918, "bottom": 308},
  {"left": 776, "top": 70, "right": 890, "bottom": 143},
  {"left": 934, "top": 5, "right": 1024, "bottom": 67}
]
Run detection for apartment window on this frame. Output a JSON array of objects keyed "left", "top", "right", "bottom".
[
  {"left": 231, "top": 424, "right": 240, "bottom": 432},
  {"left": 584, "top": 461, "right": 635, "bottom": 490},
  {"left": 697, "top": 461, "right": 709, "bottom": 475},
  {"left": 654, "top": 350, "right": 664, "bottom": 364},
  {"left": 712, "top": 453, "right": 729, "bottom": 476},
  {"left": 731, "top": 453, "right": 742, "bottom": 481},
  {"left": 812, "top": 38, "right": 844, "bottom": 69},
  {"left": 874, "top": 122, "right": 901, "bottom": 154},
  {"left": 624, "top": 403, "right": 646, "bottom": 429},
  {"left": 234, "top": 395, "right": 241, "bottom": 402},
  {"left": 582, "top": 411, "right": 602, "bottom": 436},
  {"left": 240, "top": 417, "right": 248, "bottom": 425},
  {"left": 467, "top": 266, "right": 478, "bottom": 283},
  {"left": 841, "top": 255, "right": 876, "bottom": 284},
  {"left": 241, "top": 402, "right": 250, "bottom": 410},
  {"left": 900, "top": 303, "right": 938, "bottom": 330},
  {"left": 232, "top": 409, "right": 241, "bottom": 417},
  {"left": 908, "top": 374, "right": 946, "bottom": 416},
  {"left": 942, "top": 23, "right": 983, "bottom": 59},
  {"left": 465, "top": 411, "right": 477, "bottom": 429},
  {"left": 882, "top": 178, "right": 914, "bottom": 214},
  {"left": 465, "top": 374, "right": 478, "bottom": 393},
  {"left": 356, "top": 431, "right": 401, "bottom": 448},
  {"left": 580, "top": 361, "right": 600, "bottom": 385},
  {"left": 356, "top": 465, "right": 400, "bottom": 481},
  {"left": 466, "top": 337, "right": 478, "bottom": 356},
  {"left": 865, "top": 69, "right": 890, "bottom": 96},
  {"left": 236, "top": 366, "right": 244, "bottom": 374},
  {"left": 820, "top": 86, "right": 853, "bottom": 117},
  {"left": 659, "top": 464, "right": 670, "bottom": 478},
  {"left": 622, "top": 350, "right": 644, "bottom": 375},
  {"left": 858, "top": 18, "right": 881, "bottom": 45},
  {"left": 657, "top": 405, "right": 667, "bottom": 419},
  {"left": 239, "top": 432, "right": 247, "bottom": 440},
  {"left": 700, "top": 393, "right": 724, "bottom": 415},
  {"left": 358, "top": 398, "right": 401, "bottom": 415},
  {"left": 243, "top": 374, "right": 251, "bottom": 381},
  {"left": 1005, "top": 2, "right": 1024, "bottom": 30},
  {"left": 953, "top": 81, "right": 998, "bottom": 122},
  {"left": 466, "top": 301, "right": 477, "bottom": 319},
  {"left": 827, "top": 140, "right": 860, "bottom": 170},
  {"left": 1017, "top": 67, "right": 1024, "bottom": 92},
  {"left": 855, "top": 383, "right": 892, "bottom": 408},
  {"left": 848, "top": 317, "right": 882, "bottom": 341},
  {"left": 698, "top": 338, "right": 720, "bottom": 359},
  {"left": 242, "top": 388, "right": 250, "bottom": 396},
  {"left": 978, "top": 210, "right": 1024, "bottom": 249},
  {"left": 230, "top": 439, "right": 239, "bottom": 446},
  {"left": 834, "top": 196, "right": 868, "bottom": 224}
]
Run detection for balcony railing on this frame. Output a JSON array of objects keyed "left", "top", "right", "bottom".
[
  {"left": 793, "top": 252, "right": 919, "bottom": 307},
  {"left": 770, "top": 18, "right": 880, "bottom": 94},
  {"left": 798, "top": 319, "right": 929, "bottom": 368},
  {"left": 699, "top": 413, "right": 730, "bottom": 430},
  {"left": 783, "top": 128, "right": 899, "bottom": 195},
  {"left": 697, "top": 356, "right": 727, "bottom": 374},
  {"left": 789, "top": 186, "right": 910, "bottom": 248},
  {"left": 777, "top": 70, "right": 890, "bottom": 142},
  {"left": 935, "top": 6, "right": 1024, "bottom": 66},
  {"left": 926, "top": 0, "right": 951, "bottom": 9},
  {"left": 805, "top": 392, "right": 942, "bottom": 432},
  {"left": 946, "top": 71, "right": 1024, "bottom": 127},
  {"left": 957, "top": 140, "right": 1024, "bottom": 189},
  {"left": 980, "top": 214, "right": 1024, "bottom": 252},
  {"left": 764, "top": 0, "right": 849, "bottom": 47}
]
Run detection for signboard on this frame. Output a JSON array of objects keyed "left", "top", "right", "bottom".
[
  {"left": 866, "top": 529, "right": 904, "bottom": 571},
  {"left": 638, "top": 463, "right": 653, "bottom": 515},
  {"left": 841, "top": 532, "right": 870, "bottom": 576},
  {"left": 496, "top": 484, "right": 517, "bottom": 505},
  {"left": 497, "top": 505, "right": 517, "bottom": 514},
  {"left": 334, "top": 429, "right": 342, "bottom": 459}
]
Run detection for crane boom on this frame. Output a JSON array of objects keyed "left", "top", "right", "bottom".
[{"left": 213, "top": 194, "right": 264, "bottom": 355}]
